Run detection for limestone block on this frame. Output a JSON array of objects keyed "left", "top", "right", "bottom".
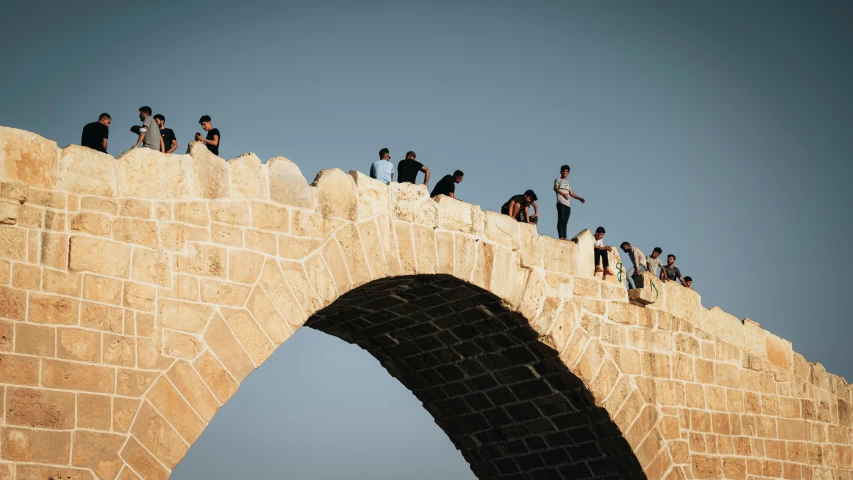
[
  {"left": 376, "top": 214, "right": 400, "bottom": 276},
  {"left": 80, "top": 302, "right": 123, "bottom": 332},
  {"left": 483, "top": 211, "right": 520, "bottom": 250},
  {"left": 663, "top": 279, "right": 702, "bottom": 325},
  {"left": 229, "top": 249, "right": 263, "bottom": 284},
  {"left": 259, "top": 259, "right": 306, "bottom": 327},
  {"left": 488, "top": 249, "right": 528, "bottom": 308},
  {"left": 173, "top": 202, "right": 209, "bottom": 226},
  {"left": 11, "top": 263, "right": 39, "bottom": 291},
  {"left": 0, "top": 126, "right": 59, "bottom": 188},
  {"left": 517, "top": 269, "right": 548, "bottom": 327},
  {"left": 246, "top": 286, "right": 291, "bottom": 345},
  {"left": 251, "top": 201, "right": 289, "bottom": 232},
  {"left": 158, "top": 299, "right": 213, "bottom": 334},
  {"left": 629, "top": 287, "right": 657, "bottom": 306},
  {"left": 187, "top": 142, "right": 229, "bottom": 198},
  {"left": 167, "top": 360, "right": 220, "bottom": 422},
  {"left": 0, "top": 319, "right": 12, "bottom": 351},
  {"left": 765, "top": 331, "right": 794, "bottom": 372},
  {"left": 40, "top": 231, "right": 69, "bottom": 269},
  {"left": 268, "top": 156, "right": 316, "bottom": 209},
  {"left": 280, "top": 261, "right": 321, "bottom": 319},
  {"left": 303, "top": 253, "right": 337, "bottom": 309},
  {"left": 41, "top": 359, "right": 115, "bottom": 393},
  {"left": 518, "top": 223, "right": 543, "bottom": 268},
  {"left": 312, "top": 168, "right": 357, "bottom": 221},
  {"left": 70, "top": 430, "right": 125, "bottom": 480},
  {"left": 204, "top": 314, "right": 255, "bottom": 380},
  {"left": 0, "top": 353, "right": 39, "bottom": 386},
  {"left": 391, "top": 182, "right": 438, "bottom": 227},
  {"left": 0, "top": 226, "right": 27, "bottom": 262},
  {"left": 209, "top": 201, "right": 249, "bottom": 226},
  {"left": 700, "top": 306, "right": 745, "bottom": 350},
  {"left": 27, "top": 187, "right": 64, "bottom": 208},
  {"left": 471, "top": 241, "right": 496, "bottom": 291},
  {"left": 42, "top": 270, "right": 80, "bottom": 297},
  {"left": 411, "top": 224, "right": 437, "bottom": 275},
  {"left": 229, "top": 153, "right": 267, "bottom": 199},
  {"left": 103, "top": 333, "right": 135, "bottom": 366},
  {"left": 146, "top": 377, "right": 205, "bottom": 444},
  {"left": 0, "top": 201, "right": 18, "bottom": 225},
  {"left": 290, "top": 210, "right": 345, "bottom": 238},
  {"left": 59, "top": 145, "right": 117, "bottom": 196},
  {"left": 320, "top": 239, "right": 350, "bottom": 293},
  {"left": 132, "top": 248, "right": 171, "bottom": 287},
  {"left": 69, "top": 236, "right": 132, "bottom": 278},
  {"left": 350, "top": 170, "right": 390, "bottom": 218},
  {"left": 435, "top": 231, "right": 454, "bottom": 275},
  {"left": 193, "top": 351, "right": 239, "bottom": 405},
  {"left": 76, "top": 394, "right": 111, "bottom": 430},
  {"left": 160, "top": 222, "right": 208, "bottom": 250},
  {"left": 200, "top": 279, "right": 251, "bottom": 306},
  {"left": 245, "top": 229, "right": 277, "bottom": 255},
  {"left": 434, "top": 195, "right": 484, "bottom": 235},
  {"left": 174, "top": 244, "right": 227, "bottom": 278},
  {"left": 119, "top": 199, "right": 151, "bottom": 219},
  {"left": 57, "top": 327, "right": 100, "bottom": 362},
  {"left": 130, "top": 401, "right": 188, "bottom": 469},
  {"left": 357, "top": 220, "right": 388, "bottom": 278},
  {"left": 1, "top": 426, "right": 70, "bottom": 464},
  {"left": 116, "top": 368, "right": 160, "bottom": 396},
  {"left": 210, "top": 225, "right": 242, "bottom": 248},
  {"left": 13, "top": 323, "right": 56, "bottom": 357},
  {"left": 539, "top": 236, "right": 579, "bottom": 275},
  {"left": 453, "top": 233, "right": 476, "bottom": 282},
  {"left": 120, "top": 437, "right": 170, "bottom": 480},
  {"left": 1, "top": 181, "right": 28, "bottom": 203},
  {"left": 83, "top": 275, "right": 123, "bottom": 305},
  {"left": 27, "top": 293, "right": 78, "bottom": 325},
  {"left": 117, "top": 148, "right": 191, "bottom": 199},
  {"left": 222, "top": 308, "right": 275, "bottom": 366},
  {"left": 571, "top": 229, "right": 596, "bottom": 277},
  {"left": 6, "top": 387, "right": 75, "bottom": 430},
  {"left": 71, "top": 212, "right": 112, "bottom": 236}
]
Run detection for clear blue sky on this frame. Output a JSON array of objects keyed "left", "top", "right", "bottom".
[{"left": 2, "top": 1, "right": 851, "bottom": 478}]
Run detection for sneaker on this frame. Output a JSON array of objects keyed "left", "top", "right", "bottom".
[
  {"left": 605, "top": 269, "right": 615, "bottom": 276},
  {"left": 595, "top": 266, "right": 603, "bottom": 273}
]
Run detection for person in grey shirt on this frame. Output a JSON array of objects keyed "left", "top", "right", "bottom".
[
  {"left": 662, "top": 254, "right": 687, "bottom": 286},
  {"left": 134, "top": 106, "right": 163, "bottom": 152},
  {"left": 646, "top": 247, "right": 664, "bottom": 278}
]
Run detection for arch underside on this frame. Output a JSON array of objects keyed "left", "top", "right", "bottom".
[{"left": 306, "top": 275, "right": 645, "bottom": 480}]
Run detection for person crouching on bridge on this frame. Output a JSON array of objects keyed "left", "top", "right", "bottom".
[
  {"left": 593, "top": 227, "right": 615, "bottom": 276},
  {"left": 502, "top": 190, "right": 538, "bottom": 224}
]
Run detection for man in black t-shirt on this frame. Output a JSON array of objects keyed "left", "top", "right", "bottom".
[
  {"left": 501, "top": 190, "right": 539, "bottom": 224},
  {"left": 397, "top": 151, "right": 431, "bottom": 187},
  {"left": 80, "top": 113, "right": 111, "bottom": 153},
  {"left": 195, "top": 115, "right": 220, "bottom": 155},
  {"left": 154, "top": 114, "right": 178, "bottom": 154},
  {"left": 430, "top": 170, "right": 464, "bottom": 199}
]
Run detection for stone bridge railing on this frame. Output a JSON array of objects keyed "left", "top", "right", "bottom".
[{"left": 0, "top": 125, "right": 850, "bottom": 480}]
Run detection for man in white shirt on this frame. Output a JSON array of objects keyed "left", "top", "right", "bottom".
[
  {"left": 553, "top": 165, "right": 585, "bottom": 240},
  {"left": 593, "top": 227, "right": 614, "bottom": 276},
  {"left": 620, "top": 241, "right": 648, "bottom": 289}
]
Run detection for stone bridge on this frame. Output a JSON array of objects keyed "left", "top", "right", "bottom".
[{"left": 0, "top": 125, "right": 850, "bottom": 480}]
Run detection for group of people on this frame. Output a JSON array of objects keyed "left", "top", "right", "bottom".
[
  {"left": 80, "top": 108, "right": 221, "bottom": 156},
  {"left": 593, "top": 227, "right": 694, "bottom": 290},
  {"left": 369, "top": 150, "right": 694, "bottom": 291}
]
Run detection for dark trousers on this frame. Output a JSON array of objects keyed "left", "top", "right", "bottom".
[
  {"left": 556, "top": 203, "right": 571, "bottom": 238},
  {"left": 595, "top": 249, "right": 609, "bottom": 267}
]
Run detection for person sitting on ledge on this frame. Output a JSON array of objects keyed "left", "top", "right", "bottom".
[
  {"left": 501, "top": 190, "right": 538, "bottom": 224},
  {"left": 195, "top": 115, "right": 220, "bottom": 156},
  {"left": 593, "top": 226, "right": 614, "bottom": 276},
  {"left": 397, "top": 151, "right": 430, "bottom": 188},
  {"left": 431, "top": 170, "right": 463, "bottom": 199},
  {"left": 370, "top": 147, "right": 394, "bottom": 184},
  {"left": 684, "top": 276, "right": 693, "bottom": 289},
  {"left": 620, "top": 241, "right": 647, "bottom": 289},
  {"left": 81, "top": 113, "right": 111, "bottom": 153}
]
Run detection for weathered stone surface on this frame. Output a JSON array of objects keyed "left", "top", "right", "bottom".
[
  {"left": 268, "top": 156, "right": 315, "bottom": 209},
  {"left": 1, "top": 127, "right": 852, "bottom": 480},
  {"left": 0, "top": 127, "right": 59, "bottom": 188},
  {"left": 59, "top": 145, "right": 117, "bottom": 196}
]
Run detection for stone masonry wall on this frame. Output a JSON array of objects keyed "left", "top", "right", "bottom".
[{"left": 0, "top": 125, "right": 850, "bottom": 479}]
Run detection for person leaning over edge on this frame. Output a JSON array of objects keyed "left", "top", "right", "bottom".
[
  {"left": 196, "top": 115, "right": 220, "bottom": 155},
  {"left": 502, "top": 190, "right": 539, "bottom": 224},
  {"left": 684, "top": 276, "right": 693, "bottom": 290},
  {"left": 397, "top": 151, "right": 430, "bottom": 188},
  {"left": 554, "top": 165, "right": 585, "bottom": 240},
  {"left": 81, "top": 113, "right": 110, "bottom": 153},
  {"left": 593, "top": 226, "right": 614, "bottom": 275},
  {"left": 430, "top": 170, "right": 464, "bottom": 199},
  {"left": 135, "top": 106, "right": 163, "bottom": 152},
  {"left": 620, "top": 241, "right": 648, "bottom": 289},
  {"left": 662, "top": 254, "right": 688, "bottom": 286},
  {"left": 154, "top": 114, "right": 177, "bottom": 154},
  {"left": 370, "top": 148, "right": 394, "bottom": 184}
]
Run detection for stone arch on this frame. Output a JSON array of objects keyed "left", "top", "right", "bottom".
[{"left": 1, "top": 126, "right": 850, "bottom": 480}]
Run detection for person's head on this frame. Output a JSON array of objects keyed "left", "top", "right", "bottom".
[
  {"left": 199, "top": 115, "right": 212, "bottom": 131},
  {"left": 594, "top": 226, "right": 605, "bottom": 240},
  {"left": 523, "top": 189, "right": 538, "bottom": 203},
  {"left": 651, "top": 247, "right": 662, "bottom": 258},
  {"left": 560, "top": 165, "right": 570, "bottom": 179},
  {"left": 684, "top": 276, "right": 693, "bottom": 287},
  {"left": 667, "top": 254, "right": 676, "bottom": 265},
  {"left": 153, "top": 114, "right": 165, "bottom": 128},
  {"left": 405, "top": 151, "right": 416, "bottom": 160},
  {"left": 138, "top": 106, "right": 152, "bottom": 120},
  {"left": 453, "top": 170, "right": 464, "bottom": 183},
  {"left": 98, "top": 113, "right": 111, "bottom": 127},
  {"left": 620, "top": 241, "right": 631, "bottom": 252},
  {"left": 379, "top": 148, "right": 390, "bottom": 160}
]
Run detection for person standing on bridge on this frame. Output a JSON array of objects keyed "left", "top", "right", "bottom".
[
  {"left": 80, "top": 113, "right": 111, "bottom": 153},
  {"left": 370, "top": 148, "right": 394, "bottom": 184},
  {"left": 154, "top": 114, "right": 177, "bottom": 154},
  {"left": 196, "top": 115, "right": 220, "bottom": 156},
  {"left": 620, "top": 241, "right": 647, "bottom": 289},
  {"left": 397, "top": 151, "right": 430, "bottom": 188},
  {"left": 554, "top": 165, "right": 585, "bottom": 240},
  {"left": 430, "top": 170, "right": 463, "bottom": 199},
  {"left": 134, "top": 106, "right": 163, "bottom": 152},
  {"left": 662, "top": 254, "right": 688, "bottom": 286}
]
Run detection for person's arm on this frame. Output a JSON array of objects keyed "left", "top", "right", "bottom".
[
  {"left": 135, "top": 131, "right": 145, "bottom": 147},
  {"left": 531, "top": 201, "right": 538, "bottom": 218},
  {"left": 522, "top": 205, "right": 530, "bottom": 223},
  {"left": 448, "top": 191, "right": 455, "bottom": 199},
  {"left": 167, "top": 139, "right": 177, "bottom": 154},
  {"left": 102, "top": 138, "right": 108, "bottom": 152},
  {"left": 569, "top": 189, "right": 585, "bottom": 204},
  {"left": 508, "top": 200, "right": 519, "bottom": 218},
  {"left": 159, "top": 134, "right": 165, "bottom": 153},
  {"left": 210, "top": 134, "right": 220, "bottom": 147},
  {"left": 676, "top": 269, "right": 686, "bottom": 286},
  {"left": 421, "top": 166, "right": 430, "bottom": 186}
]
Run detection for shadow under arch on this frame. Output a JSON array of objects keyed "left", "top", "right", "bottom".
[{"left": 306, "top": 274, "right": 645, "bottom": 480}]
